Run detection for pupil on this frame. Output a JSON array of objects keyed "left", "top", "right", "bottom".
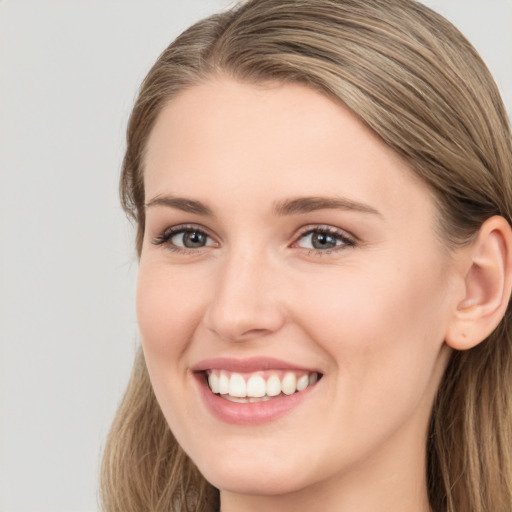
[
  {"left": 312, "top": 232, "right": 336, "bottom": 249},
  {"left": 183, "top": 231, "right": 206, "bottom": 248}
]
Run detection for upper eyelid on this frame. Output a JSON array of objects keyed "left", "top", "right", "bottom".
[
  {"left": 294, "top": 224, "right": 356, "bottom": 240},
  {"left": 152, "top": 223, "right": 216, "bottom": 246},
  {"left": 162, "top": 223, "right": 213, "bottom": 237}
]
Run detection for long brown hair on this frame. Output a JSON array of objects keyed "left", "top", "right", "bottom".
[{"left": 101, "top": 1, "right": 512, "bottom": 510}]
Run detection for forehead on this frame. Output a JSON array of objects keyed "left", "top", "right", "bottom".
[
  {"left": 143, "top": 77, "right": 431, "bottom": 222},
  {"left": 146, "top": 78, "right": 388, "bottom": 160}
]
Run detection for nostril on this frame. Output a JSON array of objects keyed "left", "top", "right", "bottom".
[{"left": 239, "top": 327, "right": 274, "bottom": 338}]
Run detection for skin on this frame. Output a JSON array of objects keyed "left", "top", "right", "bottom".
[{"left": 137, "top": 78, "right": 465, "bottom": 512}]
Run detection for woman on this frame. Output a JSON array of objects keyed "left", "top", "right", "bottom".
[{"left": 100, "top": 1, "right": 512, "bottom": 511}]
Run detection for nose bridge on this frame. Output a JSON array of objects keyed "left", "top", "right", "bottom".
[{"left": 205, "top": 244, "right": 285, "bottom": 341}]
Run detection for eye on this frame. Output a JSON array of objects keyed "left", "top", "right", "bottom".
[
  {"left": 294, "top": 227, "right": 355, "bottom": 251},
  {"left": 173, "top": 230, "right": 209, "bottom": 248},
  {"left": 152, "top": 225, "right": 216, "bottom": 251}
]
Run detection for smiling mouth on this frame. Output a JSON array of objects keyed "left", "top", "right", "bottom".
[{"left": 204, "top": 369, "right": 321, "bottom": 403}]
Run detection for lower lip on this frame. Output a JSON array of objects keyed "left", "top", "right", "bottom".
[{"left": 194, "top": 373, "right": 317, "bottom": 425}]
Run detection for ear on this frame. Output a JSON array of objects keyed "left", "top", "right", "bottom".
[{"left": 445, "top": 216, "right": 512, "bottom": 350}]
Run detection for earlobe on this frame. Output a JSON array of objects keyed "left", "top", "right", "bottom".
[{"left": 446, "top": 216, "right": 512, "bottom": 351}]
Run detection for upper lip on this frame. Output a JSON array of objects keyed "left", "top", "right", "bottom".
[{"left": 192, "top": 357, "right": 320, "bottom": 373}]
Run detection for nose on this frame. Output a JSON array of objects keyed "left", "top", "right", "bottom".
[{"left": 203, "top": 249, "right": 287, "bottom": 342}]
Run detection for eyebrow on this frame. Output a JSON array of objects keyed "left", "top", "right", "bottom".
[
  {"left": 145, "top": 194, "right": 381, "bottom": 218},
  {"left": 145, "top": 195, "right": 213, "bottom": 216},
  {"left": 273, "top": 196, "right": 381, "bottom": 216}
]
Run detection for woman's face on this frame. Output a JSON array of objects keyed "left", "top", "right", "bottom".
[{"left": 138, "top": 78, "right": 457, "bottom": 502}]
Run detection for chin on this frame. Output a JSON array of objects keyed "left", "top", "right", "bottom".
[
  {"left": 193, "top": 451, "right": 313, "bottom": 496},
  {"left": 205, "top": 468, "right": 304, "bottom": 497}
]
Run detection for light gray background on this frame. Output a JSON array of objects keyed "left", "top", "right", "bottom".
[{"left": 1, "top": 1, "right": 511, "bottom": 511}]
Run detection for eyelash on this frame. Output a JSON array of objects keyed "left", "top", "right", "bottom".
[
  {"left": 152, "top": 224, "right": 214, "bottom": 253},
  {"left": 294, "top": 226, "right": 356, "bottom": 253},
  {"left": 151, "top": 224, "right": 356, "bottom": 254}
]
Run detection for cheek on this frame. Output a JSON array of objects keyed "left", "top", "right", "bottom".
[
  {"left": 136, "top": 263, "right": 205, "bottom": 357},
  {"left": 295, "top": 258, "right": 450, "bottom": 403},
  {"left": 300, "top": 261, "right": 446, "bottom": 340},
  {"left": 136, "top": 263, "right": 207, "bottom": 430}
]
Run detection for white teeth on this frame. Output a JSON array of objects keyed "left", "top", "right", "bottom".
[
  {"left": 266, "top": 375, "right": 282, "bottom": 396},
  {"left": 229, "top": 373, "right": 247, "bottom": 397},
  {"left": 246, "top": 375, "right": 266, "bottom": 397},
  {"left": 297, "top": 374, "right": 309, "bottom": 391},
  {"left": 208, "top": 372, "right": 219, "bottom": 394},
  {"left": 224, "top": 395, "right": 248, "bottom": 403},
  {"left": 249, "top": 396, "right": 271, "bottom": 403},
  {"left": 218, "top": 372, "right": 229, "bottom": 395},
  {"left": 281, "top": 372, "right": 297, "bottom": 395},
  {"left": 207, "top": 369, "right": 320, "bottom": 399}
]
